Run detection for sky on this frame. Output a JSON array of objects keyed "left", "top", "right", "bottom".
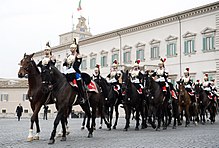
[{"left": 0, "top": 0, "right": 217, "bottom": 79}]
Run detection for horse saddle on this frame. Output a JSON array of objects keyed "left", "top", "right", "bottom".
[{"left": 70, "top": 79, "right": 99, "bottom": 93}]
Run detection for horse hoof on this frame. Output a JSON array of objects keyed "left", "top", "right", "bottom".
[
  {"left": 87, "top": 133, "right": 93, "bottom": 138},
  {"left": 60, "top": 137, "right": 66, "bottom": 141},
  {"left": 48, "top": 139, "right": 55, "bottom": 144},
  {"left": 27, "top": 137, "right": 33, "bottom": 142},
  {"left": 156, "top": 127, "right": 160, "bottom": 131},
  {"left": 66, "top": 131, "right": 70, "bottom": 135},
  {"left": 113, "top": 126, "right": 116, "bottom": 129},
  {"left": 81, "top": 126, "right": 85, "bottom": 130},
  {"left": 93, "top": 127, "right": 96, "bottom": 130},
  {"left": 135, "top": 127, "right": 139, "bottom": 131},
  {"left": 33, "top": 136, "right": 39, "bottom": 140},
  {"left": 99, "top": 126, "right": 102, "bottom": 129},
  {"left": 108, "top": 127, "right": 111, "bottom": 131},
  {"left": 172, "top": 126, "right": 176, "bottom": 129},
  {"left": 163, "top": 127, "right": 167, "bottom": 130},
  {"left": 123, "top": 128, "right": 128, "bottom": 131}
]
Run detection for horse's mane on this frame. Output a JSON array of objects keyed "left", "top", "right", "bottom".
[
  {"left": 31, "top": 60, "right": 40, "bottom": 74},
  {"left": 100, "top": 76, "right": 111, "bottom": 87}
]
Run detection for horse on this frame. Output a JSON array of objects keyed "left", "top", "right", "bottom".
[
  {"left": 143, "top": 74, "right": 164, "bottom": 130},
  {"left": 121, "top": 70, "right": 146, "bottom": 131},
  {"left": 18, "top": 53, "right": 54, "bottom": 141},
  {"left": 40, "top": 64, "right": 96, "bottom": 144},
  {"left": 177, "top": 80, "right": 191, "bottom": 127},
  {"left": 80, "top": 79, "right": 110, "bottom": 131},
  {"left": 194, "top": 83, "right": 209, "bottom": 124},
  {"left": 94, "top": 75, "right": 122, "bottom": 130}
]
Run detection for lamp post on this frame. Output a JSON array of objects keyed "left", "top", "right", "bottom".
[
  {"left": 117, "top": 32, "right": 122, "bottom": 66},
  {"left": 177, "top": 15, "right": 182, "bottom": 77}
]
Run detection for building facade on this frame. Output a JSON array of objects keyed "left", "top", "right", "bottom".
[
  {"left": 34, "top": 2, "right": 219, "bottom": 89},
  {"left": 1, "top": 2, "right": 218, "bottom": 118}
]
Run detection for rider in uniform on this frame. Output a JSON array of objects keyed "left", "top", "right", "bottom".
[
  {"left": 63, "top": 38, "right": 87, "bottom": 104},
  {"left": 152, "top": 58, "right": 169, "bottom": 97},
  {"left": 181, "top": 68, "right": 194, "bottom": 96},
  {"left": 106, "top": 59, "right": 122, "bottom": 95},
  {"left": 210, "top": 79, "right": 218, "bottom": 100},
  {"left": 37, "top": 42, "right": 56, "bottom": 90},
  {"left": 129, "top": 59, "right": 144, "bottom": 94},
  {"left": 201, "top": 73, "right": 212, "bottom": 99},
  {"left": 92, "top": 64, "right": 101, "bottom": 81}
]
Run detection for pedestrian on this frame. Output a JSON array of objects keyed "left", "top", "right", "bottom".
[
  {"left": 43, "top": 105, "right": 49, "bottom": 120},
  {"left": 16, "top": 103, "right": 23, "bottom": 121}
]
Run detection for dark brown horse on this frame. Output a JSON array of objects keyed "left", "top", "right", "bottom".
[
  {"left": 42, "top": 64, "right": 94, "bottom": 144},
  {"left": 143, "top": 74, "right": 164, "bottom": 130},
  {"left": 177, "top": 81, "right": 191, "bottom": 127},
  {"left": 121, "top": 70, "right": 146, "bottom": 131},
  {"left": 18, "top": 53, "right": 53, "bottom": 141}
]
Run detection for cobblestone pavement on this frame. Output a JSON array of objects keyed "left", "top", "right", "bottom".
[{"left": 0, "top": 116, "right": 219, "bottom": 148}]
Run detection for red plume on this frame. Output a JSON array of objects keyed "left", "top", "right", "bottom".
[
  {"left": 113, "top": 59, "right": 118, "bottom": 64},
  {"left": 136, "top": 59, "right": 140, "bottom": 64},
  {"left": 205, "top": 73, "right": 208, "bottom": 77},
  {"left": 186, "top": 68, "right": 189, "bottom": 71},
  {"left": 163, "top": 58, "right": 166, "bottom": 62},
  {"left": 96, "top": 64, "right": 100, "bottom": 69}
]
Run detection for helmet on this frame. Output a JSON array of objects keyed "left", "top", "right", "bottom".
[
  {"left": 184, "top": 68, "right": 189, "bottom": 75},
  {"left": 204, "top": 73, "right": 208, "bottom": 81},
  {"left": 67, "top": 55, "right": 75, "bottom": 65},
  {"left": 70, "top": 38, "right": 78, "bottom": 51},
  {"left": 134, "top": 59, "right": 140, "bottom": 67},
  {"left": 158, "top": 58, "right": 166, "bottom": 67},
  {"left": 94, "top": 64, "right": 100, "bottom": 72},
  {"left": 44, "top": 42, "right": 51, "bottom": 51},
  {"left": 112, "top": 59, "right": 118, "bottom": 68}
]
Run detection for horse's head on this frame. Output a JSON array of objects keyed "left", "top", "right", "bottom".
[
  {"left": 177, "top": 80, "right": 185, "bottom": 96},
  {"left": 18, "top": 53, "right": 35, "bottom": 78},
  {"left": 121, "top": 70, "right": 130, "bottom": 96}
]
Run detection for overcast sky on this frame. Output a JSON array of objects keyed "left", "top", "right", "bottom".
[{"left": 0, "top": 0, "right": 217, "bottom": 79}]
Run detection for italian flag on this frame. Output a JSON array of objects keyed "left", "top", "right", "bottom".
[{"left": 77, "top": 0, "right": 82, "bottom": 11}]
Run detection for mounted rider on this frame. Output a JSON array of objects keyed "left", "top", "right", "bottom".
[
  {"left": 37, "top": 42, "right": 56, "bottom": 90},
  {"left": 92, "top": 64, "right": 101, "bottom": 80},
  {"left": 210, "top": 79, "right": 218, "bottom": 101},
  {"left": 129, "top": 59, "right": 144, "bottom": 94},
  {"left": 201, "top": 73, "right": 213, "bottom": 99},
  {"left": 106, "top": 59, "right": 122, "bottom": 95},
  {"left": 63, "top": 38, "right": 87, "bottom": 104},
  {"left": 180, "top": 68, "right": 195, "bottom": 97},
  {"left": 152, "top": 58, "right": 169, "bottom": 97}
]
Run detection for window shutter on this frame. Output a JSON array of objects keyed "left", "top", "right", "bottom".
[
  {"left": 192, "top": 40, "right": 195, "bottom": 52},
  {"left": 167, "top": 44, "right": 170, "bottom": 56},
  {"left": 174, "top": 43, "right": 176, "bottom": 55},
  {"left": 212, "top": 36, "right": 214, "bottom": 50},
  {"left": 184, "top": 41, "right": 187, "bottom": 54},
  {"left": 203, "top": 37, "right": 206, "bottom": 51}
]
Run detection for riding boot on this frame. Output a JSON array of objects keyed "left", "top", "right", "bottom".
[{"left": 77, "top": 80, "right": 87, "bottom": 104}]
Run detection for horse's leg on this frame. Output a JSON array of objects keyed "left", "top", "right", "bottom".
[
  {"left": 148, "top": 106, "right": 156, "bottom": 129},
  {"left": 80, "top": 102, "right": 93, "bottom": 138},
  {"left": 135, "top": 108, "right": 140, "bottom": 130},
  {"left": 60, "top": 116, "right": 67, "bottom": 141},
  {"left": 33, "top": 115, "right": 40, "bottom": 140},
  {"left": 108, "top": 106, "right": 114, "bottom": 130},
  {"left": 185, "top": 105, "right": 190, "bottom": 127},
  {"left": 113, "top": 104, "right": 119, "bottom": 129},
  {"left": 27, "top": 103, "right": 42, "bottom": 142},
  {"left": 81, "top": 114, "right": 87, "bottom": 130},
  {"left": 48, "top": 111, "right": 63, "bottom": 144},
  {"left": 124, "top": 105, "right": 131, "bottom": 131}
]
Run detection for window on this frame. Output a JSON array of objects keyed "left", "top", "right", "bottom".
[
  {"left": 24, "top": 109, "right": 28, "bottom": 113},
  {"left": 167, "top": 43, "right": 177, "bottom": 57},
  {"left": 151, "top": 46, "right": 159, "bottom": 59},
  {"left": 184, "top": 39, "right": 195, "bottom": 54},
  {"left": 136, "top": 49, "right": 145, "bottom": 61},
  {"left": 201, "top": 27, "right": 216, "bottom": 52},
  {"left": 112, "top": 53, "right": 119, "bottom": 63},
  {"left": 203, "top": 36, "right": 214, "bottom": 51},
  {"left": 22, "top": 94, "right": 28, "bottom": 101},
  {"left": 101, "top": 55, "right": 107, "bottom": 67},
  {"left": 1, "top": 94, "right": 8, "bottom": 101},
  {"left": 90, "top": 58, "right": 96, "bottom": 69},
  {"left": 81, "top": 59, "right": 87, "bottom": 70},
  {"left": 123, "top": 51, "right": 131, "bottom": 64},
  {"left": 149, "top": 39, "right": 160, "bottom": 60},
  {"left": 2, "top": 109, "right": 6, "bottom": 113}
]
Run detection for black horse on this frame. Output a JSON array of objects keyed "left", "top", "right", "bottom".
[
  {"left": 143, "top": 74, "right": 164, "bottom": 130},
  {"left": 94, "top": 75, "right": 122, "bottom": 130},
  {"left": 194, "top": 83, "right": 209, "bottom": 124},
  {"left": 41, "top": 65, "right": 93, "bottom": 144},
  {"left": 121, "top": 70, "right": 146, "bottom": 131}
]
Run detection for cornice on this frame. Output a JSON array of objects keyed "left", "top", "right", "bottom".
[{"left": 79, "top": 2, "right": 219, "bottom": 46}]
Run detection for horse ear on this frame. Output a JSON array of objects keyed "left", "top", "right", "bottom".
[
  {"left": 30, "top": 53, "right": 35, "bottom": 59},
  {"left": 24, "top": 53, "right": 26, "bottom": 57}
]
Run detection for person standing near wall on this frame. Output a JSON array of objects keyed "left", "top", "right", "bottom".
[{"left": 16, "top": 103, "right": 23, "bottom": 121}]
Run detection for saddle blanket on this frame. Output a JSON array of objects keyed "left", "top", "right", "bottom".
[{"left": 70, "top": 80, "right": 99, "bottom": 93}]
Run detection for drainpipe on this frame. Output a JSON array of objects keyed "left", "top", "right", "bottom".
[
  {"left": 177, "top": 15, "right": 182, "bottom": 77},
  {"left": 117, "top": 32, "right": 122, "bottom": 66}
]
